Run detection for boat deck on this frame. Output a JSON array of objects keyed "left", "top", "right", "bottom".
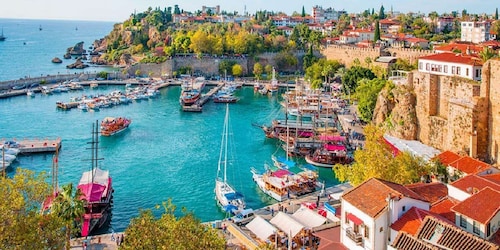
[
  {"left": 181, "top": 83, "right": 225, "bottom": 112},
  {"left": 1, "top": 138, "right": 62, "bottom": 153}
]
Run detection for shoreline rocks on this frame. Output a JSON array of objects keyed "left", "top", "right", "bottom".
[
  {"left": 51, "top": 57, "right": 63, "bottom": 63},
  {"left": 66, "top": 58, "right": 89, "bottom": 69}
]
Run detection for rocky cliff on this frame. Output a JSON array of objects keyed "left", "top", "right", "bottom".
[{"left": 373, "top": 83, "right": 418, "bottom": 140}]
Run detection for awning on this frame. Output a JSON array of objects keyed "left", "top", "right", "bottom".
[
  {"left": 246, "top": 216, "right": 277, "bottom": 242},
  {"left": 292, "top": 207, "right": 327, "bottom": 228},
  {"left": 347, "top": 213, "right": 363, "bottom": 225},
  {"left": 270, "top": 212, "right": 305, "bottom": 238}
]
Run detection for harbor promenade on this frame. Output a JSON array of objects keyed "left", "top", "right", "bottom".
[{"left": 1, "top": 138, "right": 61, "bottom": 153}]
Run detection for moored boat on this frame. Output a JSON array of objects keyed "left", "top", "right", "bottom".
[
  {"left": 305, "top": 143, "right": 351, "bottom": 168},
  {"left": 215, "top": 104, "right": 246, "bottom": 215},
  {"left": 100, "top": 117, "right": 131, "bottom": 136},
  {"left": 213, "top": 94, "right": 238, "bottom": 103},
  {"left": 78, "top": 121, "right": 113, "bottom": 237},
  {"left": 251, "top": 164, "right": 319, "bottom": 202}
]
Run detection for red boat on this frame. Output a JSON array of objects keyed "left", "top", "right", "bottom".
[
  {"left": 78, "top": 121, "right": 113, "bottom": 237},
  {"left": 100, "top": 117, "right": 131, "bottom": 136}
]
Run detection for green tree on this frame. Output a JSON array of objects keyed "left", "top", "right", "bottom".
[
  {"left": 0, "top": 169, "right": 66, "bottom": 249},
  {"left": 253, "top": 62, "right": 264, "bottom": 80},
  {"left": 496, "top": 8, "right": 499, "bottom": 20},
  {"left": 301, "top": 6, "right": 306, "bottom": 17},
  {"left": 219, "top": 60, "right": 237, "bottom": 76},
  {"left": 302, "top": 45, "right": 317, "bottom": 71},
  {"left": 174, "top": 4, "right": 181, "bottom": 15},
  {"left": 379, "top": 5, "right": 385, "bottom": 19},
  {"left": 374, "top": 20, "right": 381, "bottom": 42},
  {"left": 342, "top": 66, "right": 376, "bottom": 95},
  {"left": 121, "top": 200, "right": 225, "bottom": 249},
  {"left": 264, "top": 64, "right": 273, "bottom": 78},
  {"left": 355, "top": 78, "right": 387, "bottom": 122},
  {"left": 232, "top": 64, "right": 243, "bottom": 77},
  {"left": 479, "top": 47, "right": 497, "bottom": 62},
  {"left": 51, "top": 183, "right": 85, "bottom": 250},
  {"left": 333, "top": 124, "right": 432, "bottom": 186}
]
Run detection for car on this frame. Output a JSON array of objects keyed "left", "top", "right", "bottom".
[
  {"left": 30, "top": 83, "right": 40, "bottom": 88},
  {"left": 12, "top": 84, "right": 26, "bottom": 90},
  {"left": 231, "top": 208, "right": 255, "bottom": 226}
]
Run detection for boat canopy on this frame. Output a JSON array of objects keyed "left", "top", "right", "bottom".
[
  {"left": 319, "top": 135, "right": 346, "bottom": 141},
  {"left": 324, "top": 144, "right": 346, "bottom": 151},
  {"left": 271, "top": 169, "right": 292, "bottom": 178},
  {"left": 79, "top": 168, "right": 109, "bottom": 186},
  {"left": 78, "top": 183, "right": 106, "bottom": 202},
  {"left": 224, "top": 192, "right": 244, "bottom": 201},
  {"left": 102, "top": 117, "right": 117, "bottom": 123},
  {"left": 275, "top": 156, "right": 296, "bottom": 168}
]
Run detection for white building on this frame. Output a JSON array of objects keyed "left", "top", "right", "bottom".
[
  {"left": 418, "top": 52, "right": 483, "bottom": 81},
  {"left": 461, "top": 21, "right": 492, "bottom": 43},
  {"left": 340, "top": 178, "right": 430, "bottom": 250},
  {"left": 339, "top": 28, "right": 374, "bottom": 44},
  {"left": 311, "top": 6, "right": 345, "bottom": 23}
]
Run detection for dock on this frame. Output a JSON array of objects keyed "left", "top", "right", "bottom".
[
  {"left": 181, "top": 83, "right": 225, "bottom": 112},
  {"left": 1, "top": 138, "right": 62, "bottom": 154}
]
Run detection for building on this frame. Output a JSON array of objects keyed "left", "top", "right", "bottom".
[
  {"left": 340, "top": 178, "right": 430, "bottom": 250},
  {"left": 201, "top": 5, "right": 220, "bottom": 15},
  {"left": 339, "top": 28, "right": 374, "bottom": 44},
  {"left": 418, "top": 53, "right": 483, "bottom": 81},
  {"left": 311, "top": 6, "right": 345, "bottom": 23},
  {"left": 461, "top": 21, "right": 493, "bottom": 43}
]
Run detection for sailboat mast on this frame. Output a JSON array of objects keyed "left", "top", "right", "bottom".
[{"left": 223, "top": 104, "right": 229, "bottom": 182}]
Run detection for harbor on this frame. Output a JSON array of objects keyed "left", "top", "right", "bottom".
[{"left": 1, "top": 138, "right": 61, "bottom": 153}]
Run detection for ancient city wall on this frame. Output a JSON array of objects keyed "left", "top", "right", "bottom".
[
  {"left": 411, "top": 71, "right": 488, "bottom": 159},
  {"left": 322, "top": 45, "right": 381, "bottom": 67},
  {"left": 386, "top": 48, "right": 434, "bottom": 64}
]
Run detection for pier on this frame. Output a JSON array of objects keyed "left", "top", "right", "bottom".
[
  {"left": 1, "top": 138, "right": 62, "bottom": 153},
  {"left": 181, "top": 82, "right": 225, "bottom": 112}
]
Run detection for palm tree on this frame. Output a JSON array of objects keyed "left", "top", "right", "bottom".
[
  {"left": 51, "top": 183, "right": 85, "bottom": 250},
  {"left": 479, "top": 47, "right": 497, "bottom": 62}
]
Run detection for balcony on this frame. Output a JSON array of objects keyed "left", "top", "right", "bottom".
[{"left": 346, "top": 227, "right": 363, "bottom": 246}]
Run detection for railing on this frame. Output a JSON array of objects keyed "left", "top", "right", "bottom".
[{"left": 346, "top": 227, "right": 363, "bottom": 246}]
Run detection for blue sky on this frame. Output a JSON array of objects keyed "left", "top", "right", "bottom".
[{"left": 0, "top": 0, "right": 498, "bottom": 22}]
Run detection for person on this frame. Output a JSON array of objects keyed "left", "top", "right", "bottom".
[
  {"left": 222, "top": 223, "right": 227, "bottom": 234},
  {"left": 271, "top": 207, "right": 274, "bottom": 216},
  {"left": 120, "top": 234, "right": 124, "bottom": 245},
  {"left": 284, "top": 207, "right": 288, "bottom": 213},
  {"left": 111, "top": 233, "right": 115, "bottom": 241},
  {"left": 116, "top": 235, "right": 120, "bottom": 246}
]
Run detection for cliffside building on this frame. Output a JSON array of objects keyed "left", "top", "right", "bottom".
[{"left": 461, "top": 21, "right": 493, "bottom": 44}]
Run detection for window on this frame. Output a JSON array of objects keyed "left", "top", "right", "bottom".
[
  {"left": 364, "top": 225, "right": 369, "bottom": 238},
  {"left": 473, "top": 221, "right": 480, "bottom": 235},
  {"left": 426, "top": 63, "right": 430, "bottom": 71},
  {"left": 419, "top": 62, "right": 423, "bottom": 70},
  {"left": 460, "top": 215, "right": 467, "bottom": 228},
  {"left": 457, "top": 67, "right": 461, "bottom": 75},
  {"left": 476, "top": 69, "right": 480, "bottom": 78},
  {"left": 345, "top": 212, "right": 349, "bottom": 223},
  {"left": 402, "top": 206, "right": 406, "bottom": 212},
  {"left": 466, "top": 68, "right": 469, "bottom": 76},
  {"left": 452, "top": 66, "right": 456, "bottom": 74},
  {"left": 444, "top": 65, "right": 448, "bottom": 73},
  {"left": 380, "top": 227, "right": 384, "bottom": 232}
]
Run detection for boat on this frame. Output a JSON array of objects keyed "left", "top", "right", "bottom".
[
  {"left": 0, "top": 28, "right": 6, "bottom": 41},
  {"left": 213, "top": 94, "right": 238, "bottom": 103},
  {"left": 26, "top": 89, "right": 35, "bottom": 97},
  {"left": 305, "top": 142, "right": 351, "bottom": 168},
  {"left": 77, "top": 121, "right": 113, "bottom": 237},
  {"left": 268, "top": 67, "right": 279, "bottom": 94},
  {"left": 215, "top": 104, "right": 246, "bottom": 215},
  {"left": 39, "top": 25, "right": 42, "bottom": 31},
  {"left": 100, "top": 117, "right": 131, "bottom": 136},
  {"left": 251, "top": 165, "right": 320, "bottom": 202},
  {"left": 78, "top": 103, "right": 89, "bottom": 112},
  {"left": 179, "top": 77, "right": 205, "bottom": 106}
]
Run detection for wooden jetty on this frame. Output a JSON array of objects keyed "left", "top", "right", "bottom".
[
  {"left": 1, "top": 138, "right": 62, "bottom": 153},
  {"left": 181, "top": 83, "right": 225, "bottom": 112}
]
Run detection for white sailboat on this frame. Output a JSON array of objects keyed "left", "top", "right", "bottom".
[{"left": 214, "top": 104, "right": 245, "bottom": 215}]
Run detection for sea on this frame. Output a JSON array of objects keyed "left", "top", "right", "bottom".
[{"left": 0, "top": 19, "right": 340, "bottom": 233}]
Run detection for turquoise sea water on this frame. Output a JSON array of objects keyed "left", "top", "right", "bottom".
[{"left": 0, "top": 19, "right": 340, "bottom": 233}]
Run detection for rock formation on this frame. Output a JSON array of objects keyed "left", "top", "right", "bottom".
[
  {"left": 373, "top": 84, "right": 418, "bottom": 140},
  {"left": 66, "top": 58, "right": 89, "bottom": 69},
  {"left": 66, "top": 41, "right": 86, "bottom": 56},
  {"left": 51, "top": 57, "right": 62, "bottom": 63}
]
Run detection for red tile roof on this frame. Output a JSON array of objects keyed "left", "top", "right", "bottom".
[
  {"left": 451, "top": 187, "right": 500, "bottom": 224},
  {"left": 405, "top": 37, "right": 429, "bottom": 43},
  {"left": 433, "top": 151, "right": 462, "bottom": 166},
  {"left": 483, "top": 173, "right": 500, "bottom": 185},
  {"left": 430, "top": 197, "right": 459, "bottom": 223},
  {"left": 391, "top": 207, "right": 451, "bottom": 235},
  {"left": 406, "top": 182, "right": 448, "bottom": 204},
  {"left": 450, "top": 174, "right": 500, "bottom": 193},
  {"left": 342, "top": 178, "right": 426, "bottom": 218},
  {"left": 448, "top": 156, "right": 492, "bottom": 174},
  {"left": 419, "top": 52, "right": 483, "bottom": 66},
  {"left": 434, "top": 43, "right": 484, "bottom": 55}
]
